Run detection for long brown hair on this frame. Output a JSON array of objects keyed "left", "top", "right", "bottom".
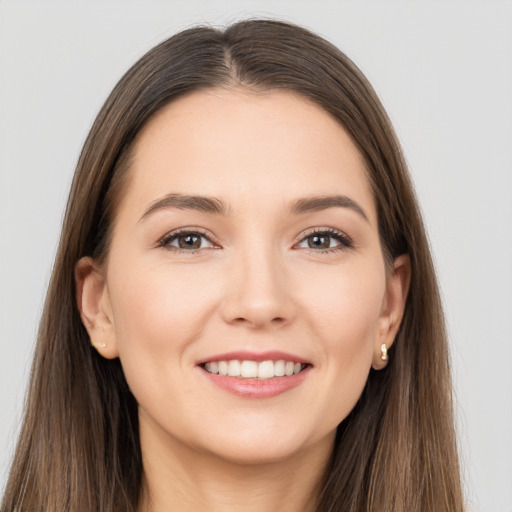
[{"left": 2, "top": 19, "right": 464, "bottom": 511}]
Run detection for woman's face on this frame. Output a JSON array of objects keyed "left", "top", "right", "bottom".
[{"left": 78, "top": 88, "right": 408, "bottom": 464}]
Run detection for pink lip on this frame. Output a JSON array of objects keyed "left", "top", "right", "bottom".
[
  {"left": 197, "top": 350, "right": 310, "bottom": 365},
  {"left": 200, "top": 366, "right": 311, "bottom": 399}
]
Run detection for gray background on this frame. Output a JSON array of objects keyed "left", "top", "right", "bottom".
[{"left": 1, "top": 1, "right": 511, "bottom": 511}]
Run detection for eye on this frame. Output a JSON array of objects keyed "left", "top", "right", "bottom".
[
  {"left": 296, "top": 228, "right": 353, "bottom": 253},
  {"left": 158, "top": 229, "right": 217, "bottom": 252}
]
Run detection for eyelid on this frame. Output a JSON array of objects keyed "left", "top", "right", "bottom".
[
  {"left": 294, "top": 227, "right": 354, "bottom": 252},
  {"left": 157, "top": 227, "right": 221, "bottom": 251},
  {"left": 156, "top": 226, "right": 353, "bottom": 254}
]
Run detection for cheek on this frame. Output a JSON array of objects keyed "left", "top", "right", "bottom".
[
  {"left": 108, "top": 259, "right": 218, "bottom": 360},
  {"left": 302, "top": 260, "right": 386, "bottom": 405},
  {"left": 105, "top": 259, "right": 221, "bottom": 416},
  {"left": 304, "top": 260, "right": 385, "bottom": 348}
]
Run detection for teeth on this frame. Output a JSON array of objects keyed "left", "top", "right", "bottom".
[
  {"left": 218, "top": 361, "right": 228, "bottom": 376},
  {"left": 203, "top": 359, "right": 305, "bottom": 379},
  {"left": 240, "top": 360, "right": 258, "bottom": 378},
  {"left": 257, "top": 360, "right": 274, "bottom": 379},
  {"left": 275, "top": 360, "right": 285, "bottom": 376},
  {"left": 227, "top": 360, "right": 241, "bottom": 377}
]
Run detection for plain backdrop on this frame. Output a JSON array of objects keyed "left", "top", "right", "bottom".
[{"left": 1, "top": 2, "right": 511, "bottom": 511}]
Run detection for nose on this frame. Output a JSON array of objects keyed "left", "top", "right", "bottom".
[{"left": 220, "top": 244, "right": 296, "bottom": 330}]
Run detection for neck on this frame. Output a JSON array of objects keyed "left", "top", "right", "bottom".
[{"left": 137, "top": 413, "right": 334, "bottom": 512}]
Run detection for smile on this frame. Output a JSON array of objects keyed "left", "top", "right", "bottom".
[
  {"left": 203, "top": 360, "right": 306, "bottom": 380},
  {"left": 198, "top": 351, "right": 312, "bottom": 398}
]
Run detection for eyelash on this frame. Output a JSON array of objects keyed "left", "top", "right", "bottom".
[
  {"left": 157, "top": 227, "right": 353, "bottom": 255},
  {"left": 297, "top": 228, "right": 354, "bottom": 254},
  {"left": 157, "top": 228, "right": 218, "bottom": 254}
]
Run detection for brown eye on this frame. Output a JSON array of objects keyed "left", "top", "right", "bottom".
[
  {"left": 307, "top": 235, "right": 332, "bottom": 249},
  {"left": 297, "top": 229, "right": 352, "bottom": 252},
  {"left": 178, "top": 234, "right": 202, "bottom": 249},
  {"left": 160, "top": 230, "right": 216, "bottom": 251}
]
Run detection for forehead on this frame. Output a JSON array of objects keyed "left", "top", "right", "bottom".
[{"left": 122, "top": 88, "right": 375, "bottom": 222}]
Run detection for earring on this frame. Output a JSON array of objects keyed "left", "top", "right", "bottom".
[
  {"left": 92, "top": 342, "right": 106, "bottom": 349},
  {"left": 380, "top": 343, "right": 388, "bottom": 362}
]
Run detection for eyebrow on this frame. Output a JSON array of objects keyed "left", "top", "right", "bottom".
[
  {"left": 139, "top": 193, "right": 369, "bottom": 223},
  {"left": 140, "top": 194, "right": 229, "bottom": 221},
  {"left": 289, "top": 195, "right": 369, "bottom": 222}
]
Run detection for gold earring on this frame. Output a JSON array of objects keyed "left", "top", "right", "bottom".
[{"left": 380, "top": 344, "right": 388, "bottom": 362}]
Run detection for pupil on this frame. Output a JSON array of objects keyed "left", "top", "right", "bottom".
[
  {"left": 179, "top": 234, "right": 201, "bottom": 249},
  {"left": 309, "top": 235, "right": 329, "bottom": 249}
]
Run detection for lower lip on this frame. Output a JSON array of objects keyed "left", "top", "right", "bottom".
[{"left": 200, "top": 367, "right": 311, "bottom": 399}]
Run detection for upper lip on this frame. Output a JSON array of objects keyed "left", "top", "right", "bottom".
[{"left": 197, "top": 350, "right": 311, "bottom": 366}]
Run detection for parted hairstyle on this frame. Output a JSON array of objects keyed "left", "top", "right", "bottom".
[{"left": 2, "top": 19, "right": 464, "bottom": 512}]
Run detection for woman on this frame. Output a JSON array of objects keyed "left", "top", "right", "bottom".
[{"left": 2, "top": 19, "right": 464, "bottom": 511}]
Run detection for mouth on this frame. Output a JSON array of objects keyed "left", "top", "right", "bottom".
[
  {"left": 200, "top": 359, "right": 309, "bottom": 380},
  {"left": 197, "top": 351, "right": 312, "bottom": 398}
]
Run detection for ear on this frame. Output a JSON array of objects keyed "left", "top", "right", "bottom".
[
  {"left": 75, "top": 257, "right": 119, "bottom": 359},
  {"left": 372, "top": 254, "right": 411, "bottom": 370}
]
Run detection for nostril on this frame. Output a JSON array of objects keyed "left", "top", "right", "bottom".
[
  {"left": 220, "top": 289, "right": 295, "bottom": 328},
  {"left": 232, "top": 316, "right": 288, "bottom": 328}
]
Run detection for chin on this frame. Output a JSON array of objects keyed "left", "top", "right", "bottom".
[{"left": 193, "top": 421, "right": 335, "bottom": 467}]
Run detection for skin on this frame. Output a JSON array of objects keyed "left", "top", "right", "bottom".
[{"left": 76, "top": 88, "right": 410, "bottom": 512}]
